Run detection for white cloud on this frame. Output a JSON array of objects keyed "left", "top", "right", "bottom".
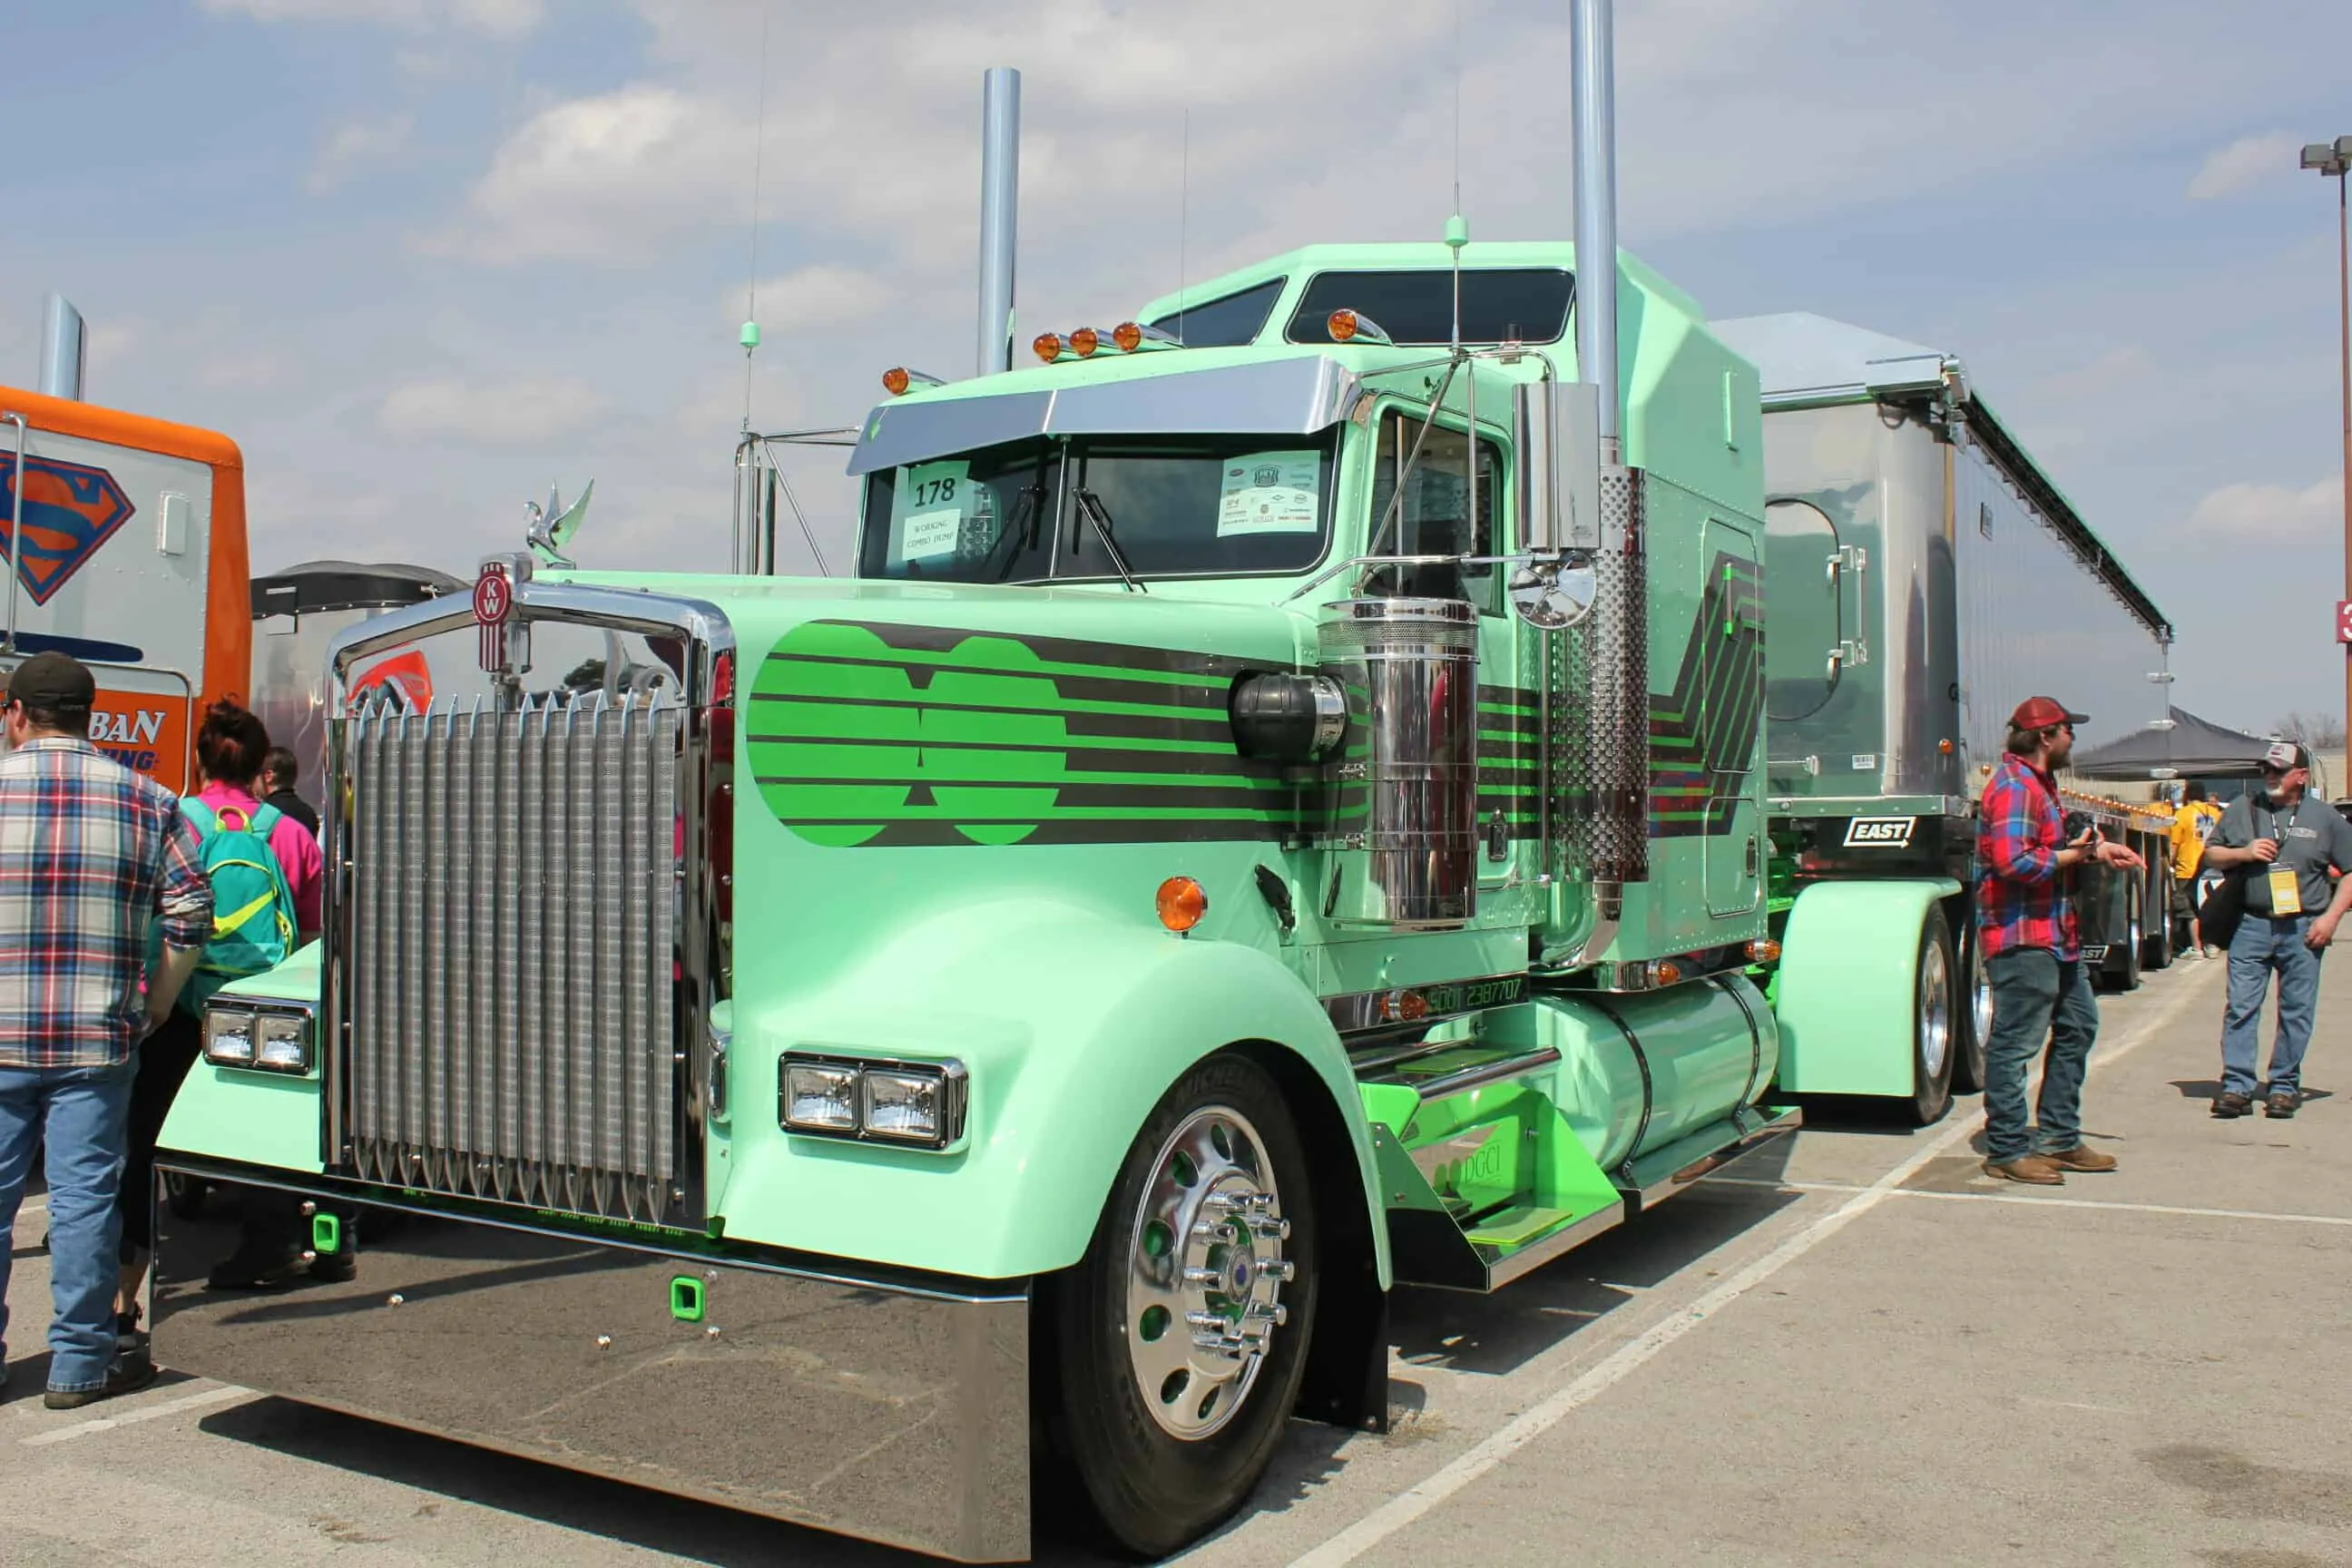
[
  {"left": 377, "top": 376, "right": 606, "bottom": 446},
  {"left": 735, "top": 265, "right": 893, "bottom": 336},
  {"left": 425, "top": 85, "right": 743, "bottom": 264},
  {"left": 308, "top": 113, "right": 413, "bottom": 193},
  {"left": 2188, "top": 131, "right": 2303, "bottom": 200},
  {"left": 2184, "top": 475, "right": 2344, "bottom": 541},
  {"left": 201, "top": 0, "right": 544, "bottom": 37}
]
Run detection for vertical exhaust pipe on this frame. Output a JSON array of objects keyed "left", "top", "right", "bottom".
[
  {"left": 40, "top": 293, "right": 85, "bottom": 401},
  {"left": 1565, "top": 0, "right": 1647, "bottom": 942},
  {"left": 976, "top": 67, "right": 1021, "bottom": 377},
  {"left": 1570, "top": 0, "right": 1617, "bottom": 457}
]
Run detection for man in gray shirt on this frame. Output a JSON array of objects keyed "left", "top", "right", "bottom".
[{"left": 2203, "top": 740, "right": 2352, "bottom": 1117}]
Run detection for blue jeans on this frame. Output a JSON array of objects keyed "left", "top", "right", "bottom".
[
  {"left": 2220, "top": 915, "right": 2324, "bottom": 1098},
  {"left": 1982, "top": 949, "right": 2100, "bottom": 1164},
  {"left": 0, "top": 1060, "right": 136, "bottom": 1393}
]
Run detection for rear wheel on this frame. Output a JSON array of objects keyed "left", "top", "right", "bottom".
[
  {"left": 1952, "top": 916, "right": 1991, "bottom": 1094},
  {"left": 2141, "top": 861, "right": 2173, "bottom": 970},
  {"left": 1910, "top": 907, "right": 1957, "bottom": 1125},
  {"left": 1041, "top": 1053, "right": 1317, "bottom": 1559},
  {"left": 2111, "top": 876, "right": 2144, "bottom": 993}
]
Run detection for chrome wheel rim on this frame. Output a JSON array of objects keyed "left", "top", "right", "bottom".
[
  {"left": 1969, "top": 942, "right": 1994, "bottom": 1053},
  {"left": 1918, "top": 939, "right": 1953, "bottom": 1080},
  {"left": 1124, "top": 1106, "right": 1292, "bottom": 1441}
]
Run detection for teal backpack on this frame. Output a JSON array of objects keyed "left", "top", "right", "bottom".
[{"left": 179, "top": 799, "right": 299, "bottom": 1014}]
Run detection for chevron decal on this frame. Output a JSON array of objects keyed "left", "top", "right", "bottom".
[{"left": 1651, "top": 552, "right": 1762, "bottom": 838}]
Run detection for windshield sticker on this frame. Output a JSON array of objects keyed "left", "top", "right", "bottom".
[
  {"left": 897, "top": 461, "right": 973, "bottom": 562},
  {"left": 902, "top": 508, "right": 963, "bottom": 561},
  {"left": 1218, "top": 451, "right": 1321, "bottom": 536}
]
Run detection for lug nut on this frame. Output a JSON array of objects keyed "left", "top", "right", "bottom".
[
  {"left": 1259, "top": 1259, "right": 1297, "bottom": 1283},
  {"left": 1185, "top": 1309, "right": 1226, "bottom": 1331},
  {"left": 1250, "top": 1218, "right": 1291, "bottom": 1241},
  {"left": 1182, "top": 1266, "right": 1223, "bottom": 1287},
  {"left": 1245, "top": 1301, "right": 1289, "bottom": 1328}
]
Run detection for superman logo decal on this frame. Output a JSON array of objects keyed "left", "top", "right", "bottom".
[{"left": 0, "top": 455, "right": 137, "bottom": 605}]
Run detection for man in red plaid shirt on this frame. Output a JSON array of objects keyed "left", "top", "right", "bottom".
[
  {"left": 1976, "top": 695, "right": 2144, "bottom": 1185},
  {"left": 0, "top": 654, "right": 212, "bottom": 1407}
]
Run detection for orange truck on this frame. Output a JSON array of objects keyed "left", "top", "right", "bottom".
[{"left": 0, "top": 385, "right": 250, "bottom": 789}]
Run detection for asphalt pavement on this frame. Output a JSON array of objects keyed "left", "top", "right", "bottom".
[{"left": 7, "top": 945, "right": 2348, "bottom": 1567}]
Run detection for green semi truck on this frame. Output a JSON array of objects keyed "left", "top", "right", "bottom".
[{"left": 143, "top": 19, "right": 2163, "bottom": 1565}]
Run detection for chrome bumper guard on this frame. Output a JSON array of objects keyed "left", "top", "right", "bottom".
[{"left": 152, "top": 1161, "right": 1029, "bottom": 1563}]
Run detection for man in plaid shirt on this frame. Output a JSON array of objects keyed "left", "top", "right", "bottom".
[
  {"left": 1976, "top": 694, "right": 2144, "bottom": 1185},
  {"left": 0, "top": 653, "right": 211, "bottom": 1407}
]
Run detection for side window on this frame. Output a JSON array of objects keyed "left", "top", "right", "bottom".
[{"left": 1366, "top": 414, "right": 1503, "bottom": 613}]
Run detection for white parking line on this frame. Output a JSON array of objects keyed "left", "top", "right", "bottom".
[
  {"left": 1710, "top": 1173, "right": 2352, "bottom": 1227},
  {"left": 19, "top": 1383, "right": 253, "bottom": 1447},
  {"left": 19, "top": 1199, "right": 44, "bottom": 1220},
  {"left": 1285, "top": 962, "right": 2223, "bottom": 1567}
]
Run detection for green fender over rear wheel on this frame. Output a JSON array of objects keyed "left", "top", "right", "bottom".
[{"left": 1773, "top": 877, "right": 1964, "bottom": 1108}]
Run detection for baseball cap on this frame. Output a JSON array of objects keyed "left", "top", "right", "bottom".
[
  {"left": 2009, "top": 695, "right": 2088, "bottom": 732},
  {"left": 3, "top": 652, "right": 96, "bottom": 715},
  {"left": 2263, "top": 740, "right": 2312, "bottom": 772}
]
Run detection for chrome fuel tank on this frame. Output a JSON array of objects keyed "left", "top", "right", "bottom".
[{"left": 1318, "top": 597, "right": 1480, "bottom": 929}]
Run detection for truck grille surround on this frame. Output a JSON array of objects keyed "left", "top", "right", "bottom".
[{"left": 340, "top": 693, "right": 684, "bottom": 1223}]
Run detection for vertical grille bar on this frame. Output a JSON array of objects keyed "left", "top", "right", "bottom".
[{"left": 343, "top": 676, "right": 689, "bottom": 1227}]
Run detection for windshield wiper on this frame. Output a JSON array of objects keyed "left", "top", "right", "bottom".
[
  {"left": 1073, "top": 488, "right": 1147, "bottom": 594},
  {"left": 982, "top": 481, "right": 1047, "bottom": 583}
]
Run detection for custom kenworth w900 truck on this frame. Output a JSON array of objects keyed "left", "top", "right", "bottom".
[{"left": 152, "top": 47, "right": 2038, "bottom": 1568}]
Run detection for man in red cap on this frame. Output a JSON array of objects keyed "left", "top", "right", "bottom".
[{"left": 1975, "top": 695, "right": 2144, "bottom": 1184}]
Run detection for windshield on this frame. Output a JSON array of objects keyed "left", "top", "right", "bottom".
[{"left": 858, "top": 434, "right": 1335, "bottom": 584}]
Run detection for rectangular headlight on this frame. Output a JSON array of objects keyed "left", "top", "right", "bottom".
[
  {"left": 862, "top": 1069, "right": 948, "bottom": 1143},
  {"left": 203, "top": 1007, "right": 255, "bottom": 1066},
  {"left": 779, "top": 1054, "right": 967, "bottom": 1150},
  {"left": 782, "top": 1060, "right": 859, "bottom": 1132},
  {"left": 254, "top": 1014, "right": 312, "bottom": 1073}
]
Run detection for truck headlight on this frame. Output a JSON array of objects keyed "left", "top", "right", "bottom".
[
  {"left": 204, "top": 1004, "right": 313, "bottom": 1075},
  {"left": 203, "top": 1008, "right": 254, "bottom": 1066},
  {"left": 779, "top": 1053, "right": 967, "bottom": 1150}
]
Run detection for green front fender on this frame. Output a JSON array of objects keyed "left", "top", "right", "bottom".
[
  {"left": 1773, "top": 877, "right": 1961, "bottom": 1098},
  {"left": 719, "top": 897, "right": 1387, "bottom": 1285}
]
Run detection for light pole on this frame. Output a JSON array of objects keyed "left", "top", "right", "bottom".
[{"left": 2303, "top": 134, "right": 2352, "bottom": 754}]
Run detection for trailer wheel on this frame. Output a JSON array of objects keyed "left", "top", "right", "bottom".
[
  {"left": 2112, "top": 876, "right": 2144, "bottom": 992},
  {"left": 2141, "top": 863, "right": 2173, "bottom": 970},
  {"left": 1041, "top": 1052, "right": 1318, "bottom": 1559},
  {"left": 1952, "top": 918, "right": 1991, "bottom": 1094},
  {"left": 1909, "top": 907, "right": 1957, "bottom": 1125}
]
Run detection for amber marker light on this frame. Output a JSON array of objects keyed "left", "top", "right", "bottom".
[
  {"left": 1156, "top": 876, "right": 1208, "bottom": 933},
  {"left": 1071, "top": 327, "right": 1101, "bottom": 357},
  {"left": 1651, "top": 960, "right": 1683, "bottom": 987},
  {"left": 1033, "top": 332, "right": 1064, "bottom": 363},
  {"left": 1113, "top": 321, "right": 1143, "bottom": 352},
  {"left": 1744, "top": 938, "right": 1782, "bottom": 963},
  {"left": 1328, "top": 308, "right": 1362, "bottom": 343},
  {"left": 882, "top": 367, "right": 912, "bottom": 397}
]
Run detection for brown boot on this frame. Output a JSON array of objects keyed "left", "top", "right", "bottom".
[
  {"left": 1983, "top": 1154, "right": 2065, "bottom": 1185},
  {"left": 2041, "top": 1145, "right": 2117, "bottom": 1173}
]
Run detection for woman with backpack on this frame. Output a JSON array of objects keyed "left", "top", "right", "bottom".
[{"left": 115, "top": 700, "right": 320, "bottom": 1335}]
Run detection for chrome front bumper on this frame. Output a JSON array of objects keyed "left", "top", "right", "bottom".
[{"left": 152, "top": 1161, "right": 1029, "bottom": 1563}]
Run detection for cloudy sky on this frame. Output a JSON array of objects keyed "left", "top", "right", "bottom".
[{"left": 5, "top": 0, "right": 2347, "bottom": 733}]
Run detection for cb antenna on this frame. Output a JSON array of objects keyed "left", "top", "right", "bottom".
[{"left": 739, "top": 2, "right": 772, "bottom": 433}]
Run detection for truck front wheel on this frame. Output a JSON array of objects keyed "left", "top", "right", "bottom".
[
  {"left": 1042, "top": 1053, "right": 1318, "bottom": 1559},
  {"left": 1910, "top": 907, "right": 1957, "bottom": 1125}
]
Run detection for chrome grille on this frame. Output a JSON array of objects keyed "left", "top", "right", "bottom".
[{"left": 343, "top": 692, "right": 683, "bottom": 1225}]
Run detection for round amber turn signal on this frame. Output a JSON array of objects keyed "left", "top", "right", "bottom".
[
  {"left": 1328, "top": 308, "right": 1360, "bottom": 343},
  {"left": 1113, "top": 321, "right": 1143, "bottom": 352},
  {"left": 1157, "top": 876, "right": 1208, "bottom": 933},
  {"left": 882, "top": 367, "right": 911, "bottom": 397},
  {"left": 1071, "top": 327, "right": 1100, "bottom": 357},
  {"left": 1033, "top": 332, "right": 1063, "bottom": 363}
]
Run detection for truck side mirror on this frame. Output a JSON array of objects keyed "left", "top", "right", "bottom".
[
  {"left": 1509, "top": 378, "right": 1602, "bottom": 630},
  {"left": 1513, "top": 378, "right": 1602, "bottom": 554}
]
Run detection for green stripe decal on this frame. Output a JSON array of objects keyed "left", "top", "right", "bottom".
[{"left": 752, "top": 620, "right": 1294, "bottom": 848}]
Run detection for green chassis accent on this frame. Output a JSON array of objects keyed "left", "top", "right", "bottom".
[{"left": 1772, "top": 877, "right": 1963, "bottom": 1097}]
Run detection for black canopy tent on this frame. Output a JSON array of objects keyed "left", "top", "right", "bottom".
[{"left": 2069, "top": 707, "right": 2275, "bottom": 781}]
